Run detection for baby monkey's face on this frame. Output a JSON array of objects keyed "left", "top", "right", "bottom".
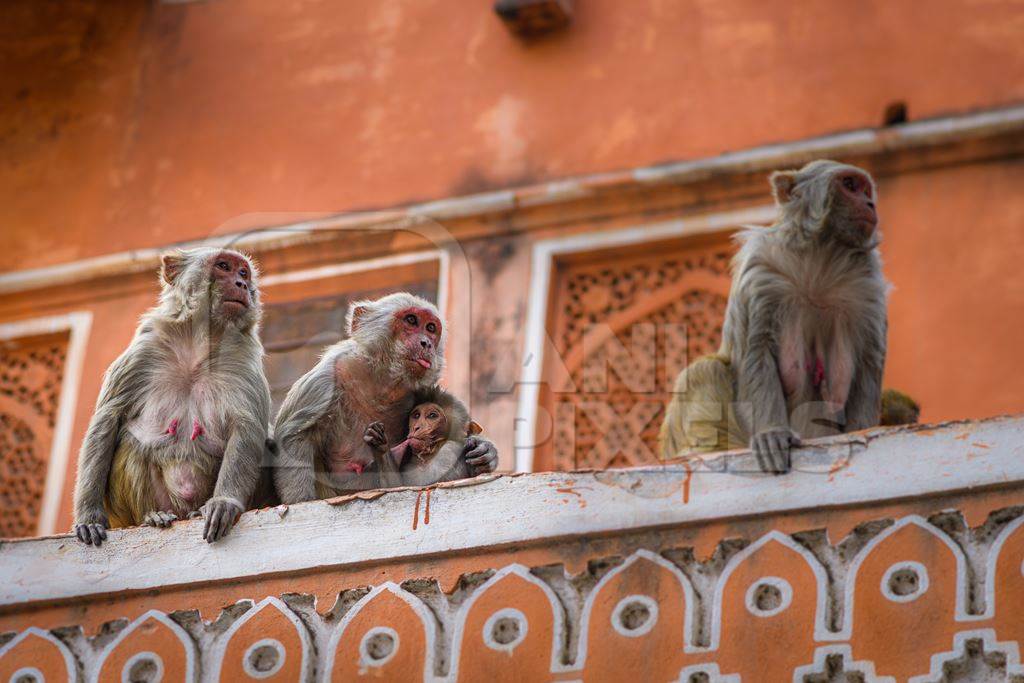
[{"left": 408, "top": 402, "right": 448, "bottom": 442}]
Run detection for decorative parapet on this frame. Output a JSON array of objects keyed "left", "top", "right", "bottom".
[{"left": 2, "top": 417, "right": 1024, "bottom": 681}]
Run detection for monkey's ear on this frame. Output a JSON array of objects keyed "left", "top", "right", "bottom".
[
  {"left": 770, "top": 170, "right": 799, "bottom": 204},
  {"left": 467, "top": 420, "right": 483, "bottom": 436},
  {"left": 160, "top": 252, "right": 187, "bottom": 286},
  {"left": 347, "top": 303, "right": 371, "bottom": 334}
]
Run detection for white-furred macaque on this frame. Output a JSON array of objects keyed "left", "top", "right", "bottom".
[
  {"left": 73, "top": 248, "right": 271, "bottom": 545},
  {"left": 660, "top": 160, "right": 888, "bottom": 473}
]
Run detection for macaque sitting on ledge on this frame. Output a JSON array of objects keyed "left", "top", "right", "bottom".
[{"left": 363, "top": 387, "right": 483, "bottom": 488}]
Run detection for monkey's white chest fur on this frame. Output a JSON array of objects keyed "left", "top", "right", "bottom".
[
  {"left": 772, "top": 257, "right": 884, "bottom": 428},
  {"left": 127, "top": 341, "right": 231, "bottom": 456}
]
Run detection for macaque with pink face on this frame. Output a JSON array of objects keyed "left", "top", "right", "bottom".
[
  {"left": 72, "top": 247, "right": 271, "bottom": 546},
  {"left": 273, "top": 292, "right": 497, "bottom": 500},
  {"left": 660, "top": 160, "right": 889, "bottom": 473},
  {"left": 364, "top": 389, "right": 484, "bottom": 488}
]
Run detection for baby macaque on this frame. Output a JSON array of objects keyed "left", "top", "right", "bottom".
[{"left": 363, "top": 388, "right": 482, "bottom": 488}]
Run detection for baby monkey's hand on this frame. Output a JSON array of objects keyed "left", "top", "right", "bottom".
[{"left": 363, "top": 421, "right": 388, "bottom": 453}]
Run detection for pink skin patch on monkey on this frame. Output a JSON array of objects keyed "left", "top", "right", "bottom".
[
  {"left": 165, "top": 463, "right": 200, "bottom": 504},
  {"left": 165, "top": 418, "right": 179, "bottom": 436},
  {"left": 393, "top": 307, "right": 442, "bottom": 372},
  {"left": 345, "top": 461, "right": 366, "bottom": 475},
  {"left": 190, "top": 418, "right": 204, "bottom": 441},
  {"left": 809, "top": 357, "right": 825, "bottom": 388}
]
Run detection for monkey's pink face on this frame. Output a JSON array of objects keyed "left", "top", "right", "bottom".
[
  {"left": 210, "top": 252, "right": 255, "bottom": 320},
  {"left": 393, "top": 306, "right": 442, "bottom": 374},
  {"left": 834, "top": 172, "right": 878, "bottom": 235},
  {"left": 408, "top": 402, "right": 448, "bottom": 442}
]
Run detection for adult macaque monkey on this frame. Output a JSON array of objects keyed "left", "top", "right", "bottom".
[
  {"left": 364, "top": 387, "right": 483, "bottom": 488},
  {"left": 73, "top": 248, "right": 271, "bottom": 545},
  {"left": 273, "top": 293, "right": 498, "bottom": 501},
  {"left": 659, "top": 160, "right": 888, "bottom": 473}
]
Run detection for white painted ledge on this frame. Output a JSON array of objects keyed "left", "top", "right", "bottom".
[{"left": 1, "top": 416, "right": 1023, "bottom": 607}]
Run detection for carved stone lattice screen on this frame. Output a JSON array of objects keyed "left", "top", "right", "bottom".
[
  {"left": 0, "top": 332, "right": 68, "bottom": 537},
  {"left": 538, "top": 234, "right": 734, "bottom": 471}
]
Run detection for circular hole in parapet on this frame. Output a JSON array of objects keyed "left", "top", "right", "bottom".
[
  {"left": 491, "top": 616, "right": 522, "bottom": 645},
  {"left": 620, "top": 601, "right": 652, "bottom": 631},
  {"left": 122, "top": 652, "right": 164, "bottom": 683},
  {"left": 881, "top": 561, "right": 930, "bottom": 603},
  {"left": 11, "top": 668, "right": 44, "bottom": 683},
  {"left": 483, "top": 608, "right": 528, "bottom": 651},
  {"left": 249, "top": 644, "right": 279, "bottom": 674},
  {"left": 754, "top": 583, "right": 783, "bottom": 611},
  {"left": 364, "top": 631, "right": 396, "bottom": 661},
  {"left": 242, "top": 638, "right": 286, "bottom": 679},
  {"left": 611, "top": 595, "right": 659, "bottom": 637},
  {"left": 889, "top": 567, "right": 919, "bottom": 596},
  {"left": 745, "top": 577, "right": 793, "bottom": 617}
]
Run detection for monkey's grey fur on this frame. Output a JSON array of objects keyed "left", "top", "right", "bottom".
[
  {"left": 659, "top": 160, "right": 889, "bottom": 472},
  {"left": 72, "top": 247, "right": 271, "bottom": 545},
  {"left": 273, "top": 292, "right": 498, "bottom": 502}
]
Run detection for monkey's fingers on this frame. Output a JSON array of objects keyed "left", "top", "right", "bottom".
[
  {"left": 774, "top": 434, "right": 793, "bottom": 474},
  {"left": 464, "top": 438, "right": 498, "bottom": 474},
  {"left": 204, "top": 502, "right": 241, "bottom": 543},
  {"left": 202, "top": 508, "right": 215, "bottom": 541},
  {"left": 204, "top": 507, "right": 222, "bottom": 543},
  {"left": 85, "top": 524, "right": 107, "bottom": 546},
  {"left": 766, "top": 432, "right": 794, "bottom": 474},
  {"left": 752, "top": 437, "right": 772, "bottom": 474},
  {"left": 144, "top": 511, "right": 178, "bottom": 528}
]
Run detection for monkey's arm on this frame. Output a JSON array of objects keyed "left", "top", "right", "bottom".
[
  {"left": 203, "top": 397, "right": 269, "bottom": 543},
  {"left": 73, "top": 347, "right": 145, "bottom": 546},
  {"left": 736, "top": 292, "right": 798, "bottom": 474},
  {"left": 845, "top": 316, "right": 887, "bottom": 431},
  {"left": 363, "top": 422, "right": 404, "bottom": 488},
  {"left": 273, "top": 358, "right": 338, "bottom": 504}
]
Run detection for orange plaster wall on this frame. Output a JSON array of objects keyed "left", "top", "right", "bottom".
[
  {"left": 3, "top": 0, "right": 1024, "bottom": 272},
  {"left": 880, "top": 159, "right": 1024, "bottom": 423}
]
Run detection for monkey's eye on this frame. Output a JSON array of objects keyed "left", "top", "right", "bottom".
[
  {"left": 404, "top": 314, "right": 418, "bottom": 326},
  {"left": 239, "top": 268, "right": 248, "bottom": 278},
  {"left": 426, "top": 322, "right": 437, "bottom": 334},
  {"left": 429, "top": 412, "right": 439, "bottom": 419},
  {"left": 216, "top": 261, "right": 230, "bottom": 271},
  {"left": 412, "top": 411, "right": 420, "bottom": 419},
  {"left": 842, "top": 177, "right": 858, "bottom": 192}
]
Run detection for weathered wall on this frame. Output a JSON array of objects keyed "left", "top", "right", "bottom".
[
  {"left": 2, "top": 117, "right": 1024, "bottom": 533},
  {"left": 2, "top": 0, "right": 1024, "bottom": 272},
  {"left": 1, "top": 418, "right": 1023, "bottom": 681},
  {"left": 2, "top": 0, "right": 1024, "bottom": 538}
]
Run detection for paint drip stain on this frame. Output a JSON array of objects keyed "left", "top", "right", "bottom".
[
  {"left": 413, "top": 488, "right": 433, "bottom": 530},
  {"left": 681, "top": 462, "right": 693, "bottom": 504}
]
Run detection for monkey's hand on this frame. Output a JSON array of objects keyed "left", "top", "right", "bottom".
[
  {"left": 143, "top": 510, "right": 178, "bottom": 528},
  {"left": 463, "top": 436, "right": 498, "bottom": 475},
  {"left": 74, "top": 512, "right": 109, "bottom": 547},
  {"left": 363, "top": 421, "right": 388, "bottom": 454},
  {"left": 751, "top": 427, "right": 800, "bottom": 475},
  {"left": 200, "top": 496, "right": 244, "bottom": 543}
]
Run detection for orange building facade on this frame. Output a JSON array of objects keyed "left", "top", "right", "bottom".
[{"left": 1, "top": 1, "right": 1024, "bottom": 679}]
